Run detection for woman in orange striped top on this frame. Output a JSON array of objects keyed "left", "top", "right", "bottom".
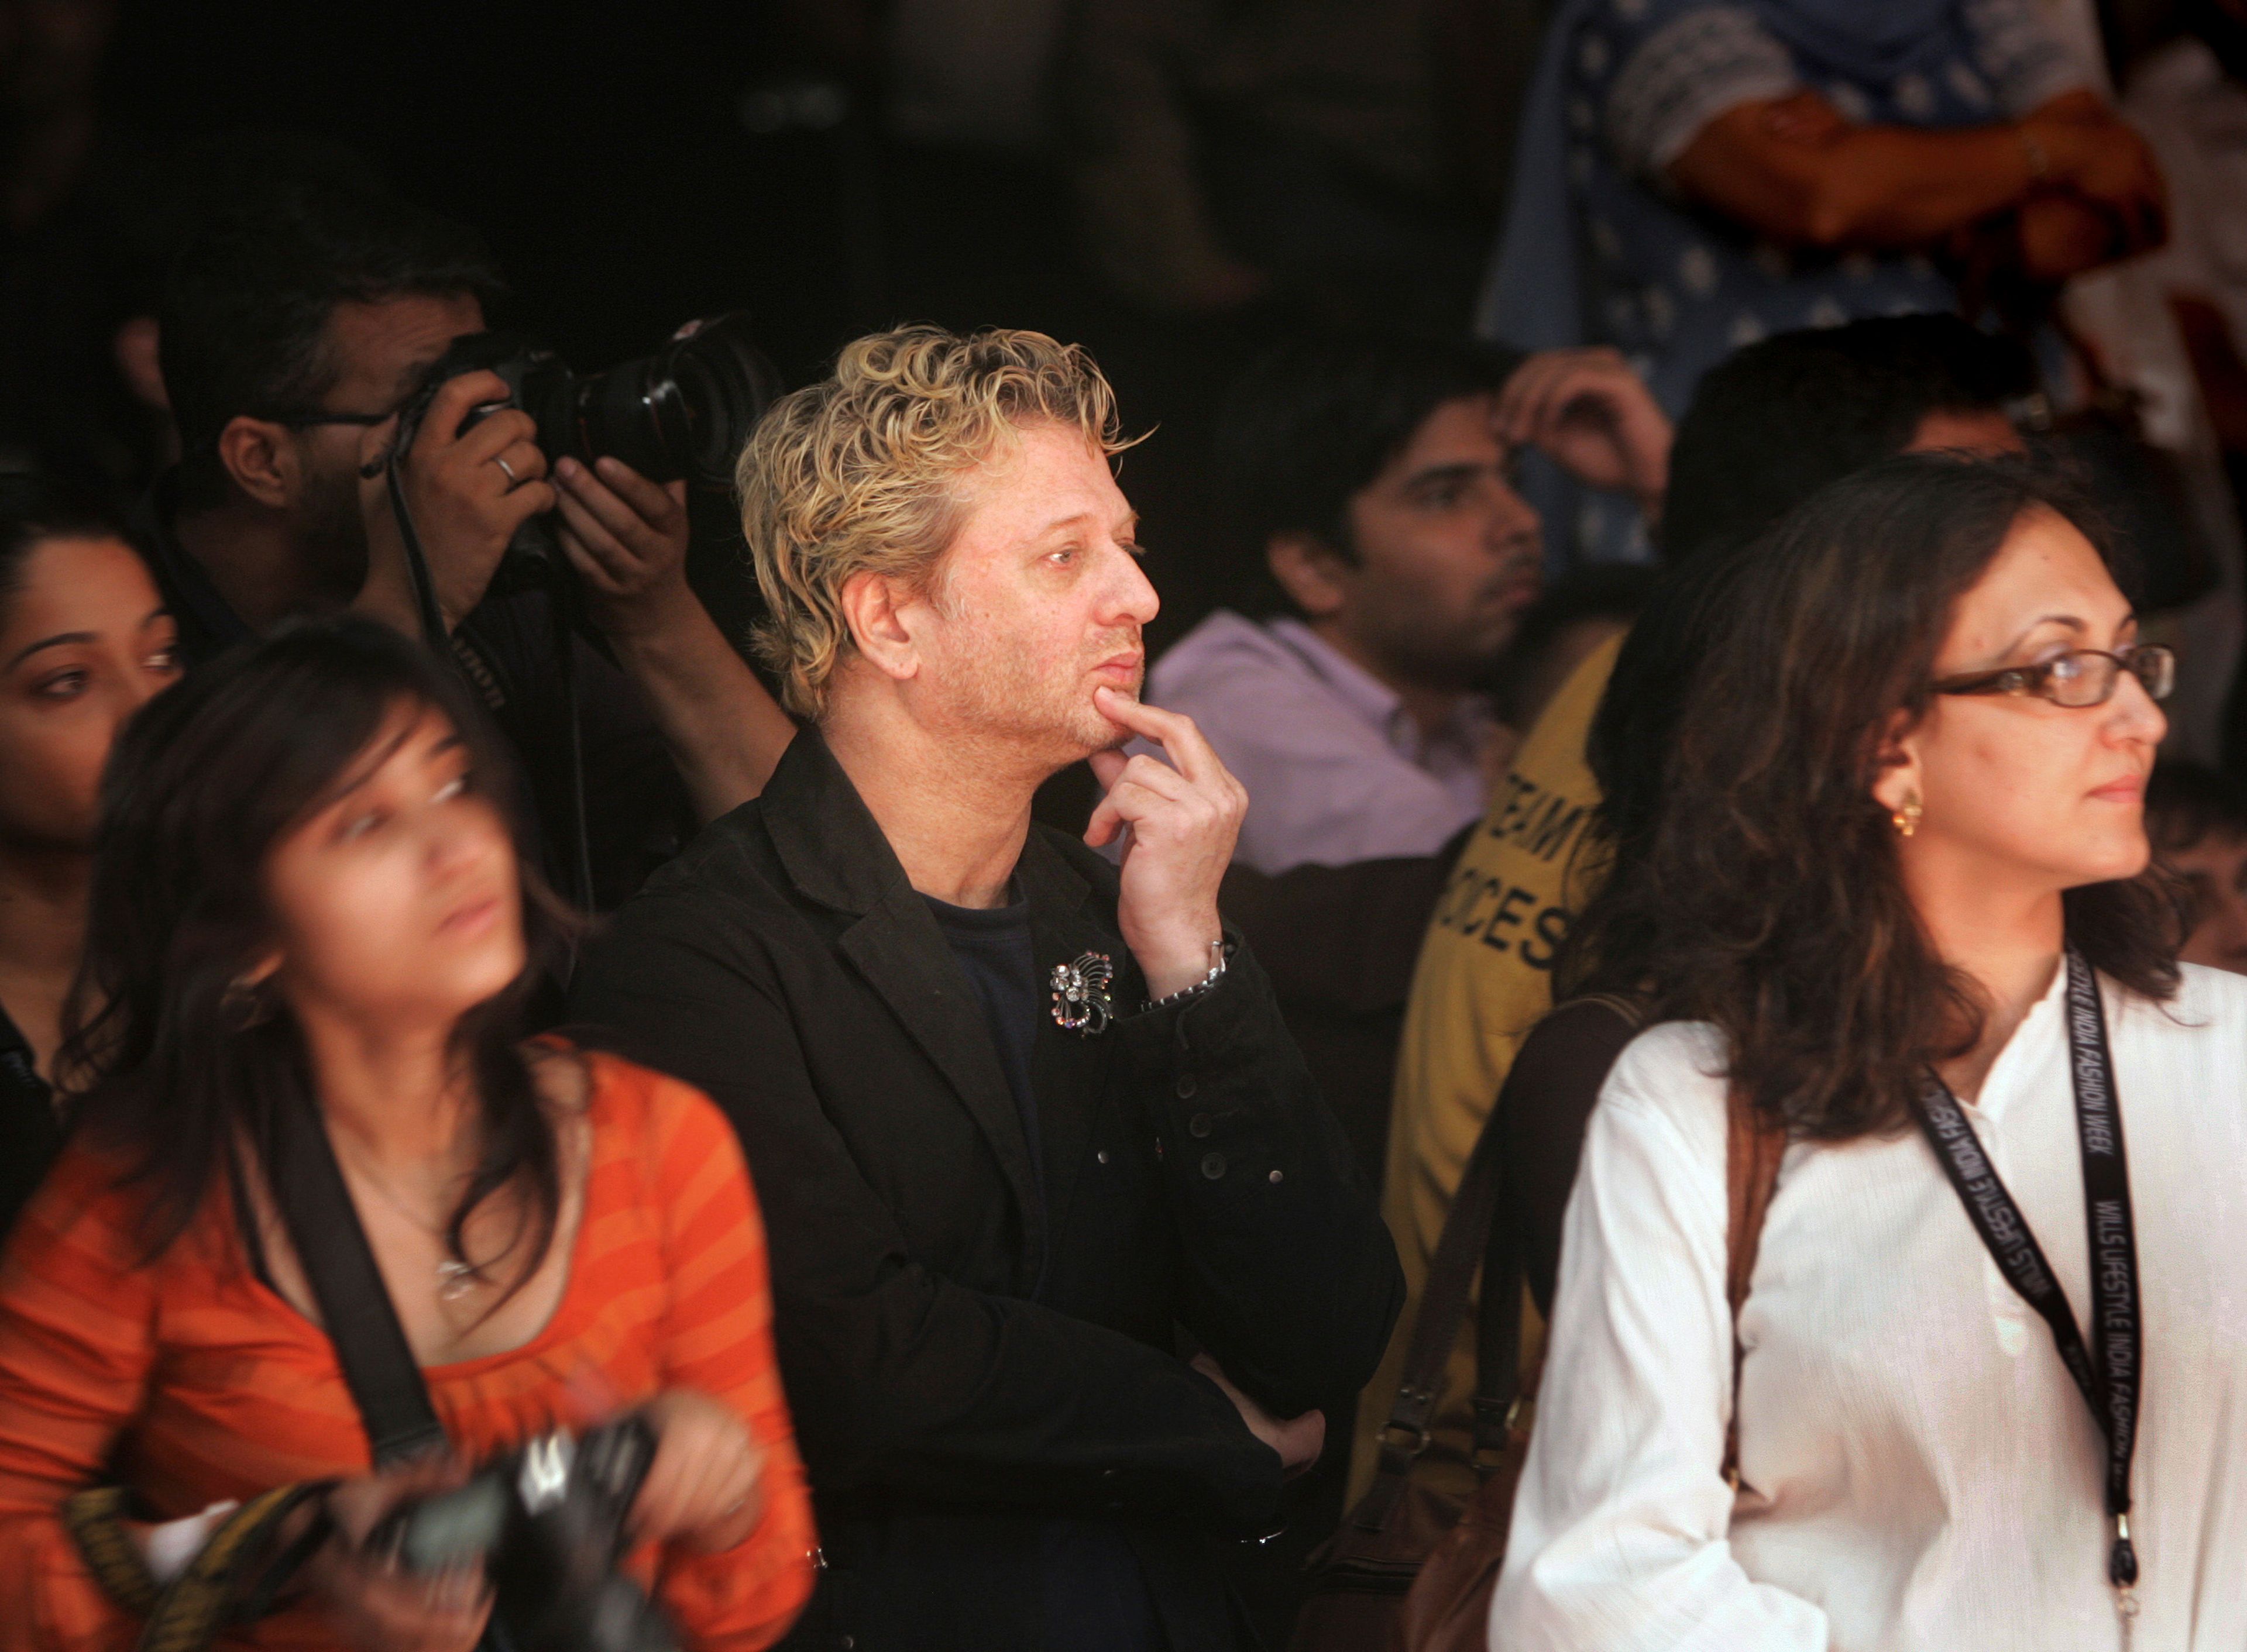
[{"left": 0, "top": 618, "right": 815, "bottom": 1650}]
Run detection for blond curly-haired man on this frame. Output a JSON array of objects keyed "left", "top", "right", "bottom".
[{"left": 575, "top": 325, "right": 1403, "bottom": 1652}]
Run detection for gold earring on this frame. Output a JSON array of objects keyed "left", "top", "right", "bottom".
[{"left": 1892, "top": 793, "right": 1923, "bottom": 838}]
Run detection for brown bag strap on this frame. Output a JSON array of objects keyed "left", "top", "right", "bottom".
[
  {"left": 1352, "top": 1007, "right": 1785, "bottom": 1533},
  {"left": 1353, "top": 1062, "right": 1512, "bottom": 1530},
  {"left": 1722, "top": 1084, "right": 1787, "bottom": 1485},
  {"left": 1353, "top": 996, "right": 1645, "bottom": 1532}
]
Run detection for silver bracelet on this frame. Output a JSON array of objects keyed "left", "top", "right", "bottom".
[{"left": 1145, "top": 938, "right": 1228, "bottom": 1013}]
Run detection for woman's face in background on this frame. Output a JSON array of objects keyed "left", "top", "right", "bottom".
[
  {"left": 0, "top": 535, "right": 180, "bottom": 854},
  {"left": 260, "top": 702, "right": 525, "bottom": 1034}
]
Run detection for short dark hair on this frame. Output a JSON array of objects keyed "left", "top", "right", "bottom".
[
  {"left": 159, "top": 164, "right": 503, "bottom": 506},
  {"left": 1215, "top": 332, "right": 1524, "bottom": 574},
  {"left": 1663, "top": 314, "right": 2036, "bottom": 563},
  {"left": 2146, "top": 759, "right": 2247, "bottom": 855}
]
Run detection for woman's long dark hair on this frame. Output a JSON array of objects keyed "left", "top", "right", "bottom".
[
  {"left": 60, "top": 616, "right": 580, "bottom": 1292},
  {"left": 1559, "top": 455, "right": 2180, "bottom": 1140}
]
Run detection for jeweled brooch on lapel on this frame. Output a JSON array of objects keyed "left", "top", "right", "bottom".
[{"left": 1050, "top": 952, "right": 1115, "bottom": 1035}]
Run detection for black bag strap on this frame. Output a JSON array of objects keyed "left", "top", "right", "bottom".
[
  {"left": 0, "top": 994, "right": 53, "bottom": 1114},
  {"left": 268, "top": 1102, "right": 523, "bottom": 1652},
  {"left": 269, "top": 1090, "right": 449, "bottom": 1467}
]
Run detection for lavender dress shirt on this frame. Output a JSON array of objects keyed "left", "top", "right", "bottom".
[{"left": 1145, "top": 610, "right": 1498, "bottom": 874}]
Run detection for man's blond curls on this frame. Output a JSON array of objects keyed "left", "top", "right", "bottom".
[{"left": 736, "top": 324, "right": 1140, "bottom": 720}]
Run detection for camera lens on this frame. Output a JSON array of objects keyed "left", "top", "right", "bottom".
[{"left": 568, "top": 314, "right": 783, "bottom": 491}]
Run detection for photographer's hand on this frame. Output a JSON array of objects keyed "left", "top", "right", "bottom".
[
  {"left": 550, "top": 455, "right": 696, "bottom": 641},
  {"left": 550, "top": 453, "right": 797, "bottom": 820},
  {"left": 353, "top": 370, "right": 556, "bottom": 636},
  {"left": 300, "top": 1458, "right": 491, "bottom": 1652},
  {"left": 632, "top": 1388, "right": 765, "bottom": 1554}
]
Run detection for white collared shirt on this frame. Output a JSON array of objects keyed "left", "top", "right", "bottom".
[{"left": 1492, "top": 961, "right": 2247, "bottom": 1650}]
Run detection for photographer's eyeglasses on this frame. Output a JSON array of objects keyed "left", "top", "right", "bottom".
[
  {"left": 1930, "top": 642, "right": 2174, "bottom": 708},
  {"left": 262, "top": 407, "right": 395, "bottom": 431}
]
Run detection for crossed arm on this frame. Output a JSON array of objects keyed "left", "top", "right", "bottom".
[{"left": 1671, "top": 87, "right": 2166, "bottom": 280}]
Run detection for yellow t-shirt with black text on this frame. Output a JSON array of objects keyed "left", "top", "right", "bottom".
[{"left": 1349, "top": 632, "right": 1619, "bottom": 1501}]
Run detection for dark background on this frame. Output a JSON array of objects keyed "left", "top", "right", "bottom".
[{"left": 102, "top": 0, "right": 1331, "bottom": 656}]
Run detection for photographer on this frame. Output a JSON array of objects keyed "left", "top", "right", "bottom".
[
  {"left": 150, "top": 167, "right": 794, "bottom": 905},
  {"left": 0, "top": 618, "right": 816, "bottom": 1650}
]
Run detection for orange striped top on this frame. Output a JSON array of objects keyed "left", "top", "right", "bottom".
[{"left": 0, "top": 1052, "right": 817, "bottom": 1651}]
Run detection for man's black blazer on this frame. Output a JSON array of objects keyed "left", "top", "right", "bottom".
[{"left": 571, "top": 729, "right": 1403, "bottom": 1652}]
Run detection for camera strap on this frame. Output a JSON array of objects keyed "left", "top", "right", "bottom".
[
  {"left": 384, "top": 451, "right": 597, "bottom": 913},
  {"left": 1909, "top": 944, "right": 2142, "bottom": 1626},
  {"left": 271, "top": 1085, "right": 450, "bottom": 1468},
  {"left": 384, "top": 460, "right": 455, "bottom": 652}
]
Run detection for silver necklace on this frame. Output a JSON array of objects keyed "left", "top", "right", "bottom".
[{"left": 334, "top": 1152, "right": 489, "bottom": 1303}]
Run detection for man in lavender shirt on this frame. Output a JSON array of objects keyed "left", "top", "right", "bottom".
[{"left": 1149, "top": 336, "right": 1670, "bottom": 874}]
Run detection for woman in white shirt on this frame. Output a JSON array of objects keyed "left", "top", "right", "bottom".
[{"left": 1492, "top": 454, "right": 2247, "bottom": 1650}]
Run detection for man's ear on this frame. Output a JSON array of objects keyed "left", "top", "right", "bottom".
[
  {"left": 837, "top": 567, "right": 922, "bottom": 683},
  {"left": 215, "top": 415, "right": 300, "bottom": 512},
  {"left": 1266, "top": 533, "right": 1352, "bottom": 620},
  {"left": 1867, "top": 706, "right": 1923, "bottom": 818}
]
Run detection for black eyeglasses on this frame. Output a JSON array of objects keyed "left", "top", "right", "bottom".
[
  {"left": 1930, "top": 642, "right": 2174, "bottom": 708},
  {"left": 261, "top": 407, "right": 396, "bottom": 431}
]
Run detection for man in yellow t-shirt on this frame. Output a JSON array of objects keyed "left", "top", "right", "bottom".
[
  {"left": 1351, "top": 629, "right": 1617, "bottom": 1499},
  {"left": 1352, "top": 313, "right": 2038, "bottom": 1502}
]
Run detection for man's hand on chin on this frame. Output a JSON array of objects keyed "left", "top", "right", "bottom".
[{"left": 1083, "top": 686, "right": 1246, "bottom": 999}]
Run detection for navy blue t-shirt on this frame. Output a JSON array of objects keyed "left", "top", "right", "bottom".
[
  {"left": 923, "top": 887, "right": 1167, "bottom": 1652},
  {"left": 924, "top": 888, "right": 1045, "bottom": 1207}
]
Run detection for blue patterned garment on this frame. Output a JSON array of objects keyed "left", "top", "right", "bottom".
[{"left": 1479, "top": 0, "right": 2087, "bottom": 560}]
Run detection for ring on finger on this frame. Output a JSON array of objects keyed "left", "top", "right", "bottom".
[{"left": 493, "top": 453, "right": 524, "bottom": 488}]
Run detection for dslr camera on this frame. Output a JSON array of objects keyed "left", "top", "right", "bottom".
[
  {"left": 384, "top": 312, "right": 784, "bottom": 622},
  {"left": 366, "top": 1414, "right": 678, "bottom": 1652},
  {"left": 377, "top": 315, "right": 784, "bottom": 907},
  {"left": 393, "top": 311, "right": 783, "bottom": 495}
]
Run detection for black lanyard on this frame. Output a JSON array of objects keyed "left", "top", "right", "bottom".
[{"left": 1909, "top": 946, "right": 2142, "bottom": 1601}]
